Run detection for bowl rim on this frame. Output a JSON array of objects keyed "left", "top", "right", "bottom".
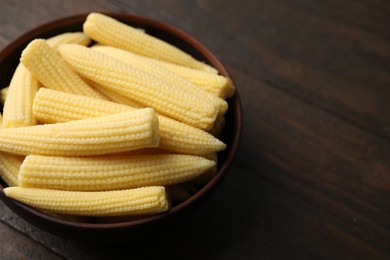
[{"left": 0, "top": 12, "right": 243, "bottom": 231}]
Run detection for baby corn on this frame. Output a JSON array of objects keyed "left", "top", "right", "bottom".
[
  {"left": 149, "top": 58, "right": 235, "bottom": 99},
  {"left": 4, "top": 186, "right": 168, "bottom": 216},
  {"left": 0, "top": 152, "right": 24, "bottom": 187},
  {"left": 46, "top": 32, "right": 91, "bottom": 49},
  {"left": 0, "top": 108, "right": 159, "bottom": 156},
  {"left": 33, "top": 88, "right": 130, "bottom": 123},
  {"left": 85, "top": 80, "right": 144, "bottom": 108},
  {"left": 33, "top": 88, "right": 226, "bottom": 155},
  {"left": 92, "top": 45, "right": 227, "bottom": 116},
  {"left": 1, "top": 32, "right": 93, "bottom": 129},
  {"left": 19, "top": 154, "right": 215, "bottom": 191},
  {"left": 1, "top": 64, "right": 39, "bottom": 128},
  {"left": 20, "top": 39, "right": 105, "bottom": 99},
  {"left": 0, "top": 12, "right": 233, "bottom": 220},
  {"left": 58, "top": 44, "right": 218, "bottom": 130},
  {"left": 83, "top": 12, "right": 217, "bottom": 73}
]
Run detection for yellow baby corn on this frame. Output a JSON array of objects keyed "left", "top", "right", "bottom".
[
  {"left": 85, "top": 80, "right": 144, "bottom": 108},
  {"left": 0, "top": 152, "right": 24, "bottom": 187},
  {"left": 0, "top": 87, "right": 8, "bottom": 104},
  {"left": 58, "top": 44, "right": 218, "bottom": 130},
  {"left": 19, "top": 154, "right": 215, "bottom": 191},
  {"left": 4, "top": 186, "right": 168, "bottom": 216},
  {"left": 1, "top": 64, "right": 40, "bottom": 128},
  {"left": 1, "top": 33, "right": 94, "bottom": 129},
  {"left": 0, "top": 108, "right": 159, "bottom": 156},
  {"left": 45, "top": 32, "right": 91, "bottom": 49},
  {"left": 192, "top": 163, "right": 217, "bottom": 185},
  {"left": 83, "top": 12, "right": 217, "bottom": 73},
  {"left": 33, "top": 88, "right": 226, "bottom": 155},
  {"left": 0, "top": 115, "right": 23, "bottom": 187},
  {"left": 33, "top": 88, "right": 130, "bottom": 123},
  {"left": 149, "top": 58, "right": 235, "bottom": 99},
  {"left": 92, "top": 45, "right": 227, "bottom": 116},
  {"left": 158, "top": 115, "right": 225, "bottom": 155},
  {"left": 20, "top": 39, "right": 105, "bottom": 99}
]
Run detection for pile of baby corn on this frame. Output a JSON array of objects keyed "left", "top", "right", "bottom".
[{"left": 0, "top": 13, "right": 234, "bottom": 219}]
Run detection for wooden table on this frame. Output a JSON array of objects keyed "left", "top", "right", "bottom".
[{"left": 0, "top": 0, "right": 389, "bottom": 259}]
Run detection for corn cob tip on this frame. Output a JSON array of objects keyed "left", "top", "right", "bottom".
[
  {"left": 21, "top": 39, "right": 106, "bottom": 100},
  {"left": 46, "top": 32, "right": 91, "bottom": 49},
  {"left": 83, "top": 12, "right": 109, "bottom": 34},
  {"left": 20, "top": 39, "right": 46, "bottom": 64}
]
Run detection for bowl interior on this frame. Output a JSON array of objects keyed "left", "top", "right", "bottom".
[{"left": 0, "top": 13, "right": 242, "bottom": 238}]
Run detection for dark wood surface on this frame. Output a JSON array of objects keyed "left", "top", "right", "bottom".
[{"left": 0, "top": 0, "right": 389, "bottom": 259}]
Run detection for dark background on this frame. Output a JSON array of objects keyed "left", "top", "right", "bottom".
[{"left": 0, "top": 0, "right": 389, "bottom": 259}]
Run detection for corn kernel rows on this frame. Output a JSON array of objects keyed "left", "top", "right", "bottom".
[
  {"left": 19, "top": 154, "right": 215, "bottom": 191},
  {"left": 84, "top": 12, "right": 218, "bottom": 73},
  {"left": 33, "top": 88, "right": 226, "bottom": 155},
  {"left": 4, "top": 186, "right": 168, "bottom": 216},
  {"left": 1, "top": 32, "right": 92, "bottom": 129},
  {"left": 0, "top": 12, "right": 234, "bottom": 218}
]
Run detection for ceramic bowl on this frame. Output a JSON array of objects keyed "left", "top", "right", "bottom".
[{"left": 0, "top": 13, "right": 242, "bottom": 241}]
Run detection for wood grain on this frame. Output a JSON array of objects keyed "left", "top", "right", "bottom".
[
  {"left": 0, "top": 0, "right": 389, "bottom": 259},
  {"left": 0, "top": 221, "right": 61, "bottom": 260}
]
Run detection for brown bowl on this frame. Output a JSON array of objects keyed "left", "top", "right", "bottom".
[{"left": 0, "top": 13, "right": 242, "bottom": 241}]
